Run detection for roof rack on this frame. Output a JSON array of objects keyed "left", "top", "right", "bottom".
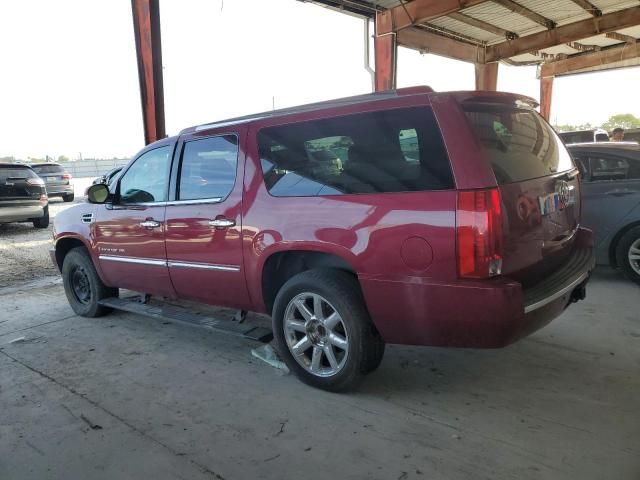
[{"left": 189, "top": 86, "right": 434, "bottom": 133}]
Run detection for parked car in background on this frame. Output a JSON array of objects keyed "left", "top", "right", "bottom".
[
  {"left": 568, "top": 142, "right": 640, "bottom": 284},
  {"left": 92, "top": 166, "right": 123, "bottom": 187},
  {"left": 559, "top": 129, "right": 610, "bottom": 145},
  {"left": 0, "top": 163, "right": 49, "bottom": 228},
  {"left": 31, "top": 163, "right": 74, "bottom": 202},
  {"left": 52, "top": 87, "right": 595, "bottom": 391}
]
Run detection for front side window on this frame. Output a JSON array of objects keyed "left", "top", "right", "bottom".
[
  {"left": 258, "top": 107, "right": 453, "bottom": 197},
  {"left": 464, "top": 105, "right": 575, "bottom": 184},
  {"left": 178, "top": 135, "right": 238, "bottom": 201},
  {"left": 119, "top": 146, "right": 171, "bottom": 204}
]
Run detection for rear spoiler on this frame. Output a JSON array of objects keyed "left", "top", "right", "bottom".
[{"left": 441, "top": 91, "right": 539, "bottom": 109}]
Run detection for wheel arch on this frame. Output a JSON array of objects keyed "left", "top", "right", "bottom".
[
  {"left": 54, "top": 235, "right": 93, "bottom": 270},
  {"left": 260, "top": 248, "right": 358, "bottom": 315}
]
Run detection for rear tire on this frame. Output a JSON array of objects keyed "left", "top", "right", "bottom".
[
  {"left": 616, "top": 226, "right": 640, "bottom": 285},
  {"left": 62, "top": 194, "right": 74, "bottom": 202},
  {"left": 272, "top": 269, "right": 384, "bottom": 392},
  {"left": 32, "top": 206, "right": 49, "bottom": 228},
  {"left": 62, "top": 247, "right": 118, "bottom": 317}
]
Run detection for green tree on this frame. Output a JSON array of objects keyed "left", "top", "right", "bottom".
[
  {"left": 601, "top": 114, "right": 640, "bottom": 131},
  {"left": 57, "top": 155, "right": 69, "bottom": 162}
]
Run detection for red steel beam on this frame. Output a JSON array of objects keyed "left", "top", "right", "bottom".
[
  {"left": 539, "top": 75, "right": 554, "bottom": 121},
  {"left": 374, "top": 13, "right": 397, "bottom": 91},
  {"left": 475, "top": 62, "right": 499, "bottom": 90},
  {"left": 132, "top": 0, "right": 166, "bottom": 145},
  {"left": 376, "top": 0, "right": 487, "bottom": 34}
]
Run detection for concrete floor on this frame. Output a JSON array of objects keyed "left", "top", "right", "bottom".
[{"left": 0, "top": 269, "right": 638, "bottom": 480}]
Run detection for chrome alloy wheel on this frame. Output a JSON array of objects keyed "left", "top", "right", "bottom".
[
  {"left": 629, "top": 238, "right": 640, "bottom": 275},
  {"left": 283, "top": 292, "right": 349, "bottom": 377}
]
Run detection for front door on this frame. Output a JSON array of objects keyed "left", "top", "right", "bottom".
[
  {"left": 164, "top": 131, "right": 251, "bottom": 309},
  {"left": 94, "top": 144, "right": 176, "bottom": 298}
]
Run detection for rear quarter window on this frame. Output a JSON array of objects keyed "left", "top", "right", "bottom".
[
  {"left": 464, "top": 105, "right": 575, "bottom": 184},
  {"left": 258, "top": 106, "right": 454, "bottom": 196}
]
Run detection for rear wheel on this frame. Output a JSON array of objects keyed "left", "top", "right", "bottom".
[
  {"left": 272, "top": 269, "right": 384, "bottom": 392},
  {"left": 62, "top": 247, "right": 118, "bottom": 317},
  {"left": 616, "top": 226, "right": 640, "bottom": 285},
  {"left": 32, "top": 206, "right": 49, "bottom": 228},
  {"left": 62, "top": 193, "right": 74, "bottom": 202}
]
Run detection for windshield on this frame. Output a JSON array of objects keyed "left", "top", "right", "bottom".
[{"left": 464, "top": 104, "right": 575, "bottom": 184}]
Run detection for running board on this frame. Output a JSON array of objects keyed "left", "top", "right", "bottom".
[{"left": 98, "top": 297, "right": 273, "bottom": 343}]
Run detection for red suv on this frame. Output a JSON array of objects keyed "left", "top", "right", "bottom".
[{"left": 51, "top": 87, "right": 595, "bottom": 391}]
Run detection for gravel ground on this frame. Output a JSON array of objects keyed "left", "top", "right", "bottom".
[{"left": 0, "top": 178, "right": 93, "bottom": 287}]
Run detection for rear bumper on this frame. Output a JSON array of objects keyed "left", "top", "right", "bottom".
[
  {"left": 46, "top": 185, "right": 74, "bottom": 196},
  {"left": 361, "top": 228, "right": 595, "bottom": 348},
  {"left": 0, "top": 204, "right": 46, "bottom": 223}
]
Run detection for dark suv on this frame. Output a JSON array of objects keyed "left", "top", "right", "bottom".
[
  {"left": 31, "top": 163, "right": 74, "bottom": 202},
  {"left": 51, "top": 87, "right": 595, "bottom": 391},
  {"left": 0, "top": 163, "right": 49, "bottom": 228}
]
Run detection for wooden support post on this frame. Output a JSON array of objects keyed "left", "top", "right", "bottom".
[
  {"left": 540, "top": 76, "right": 554, "bottom": 121},
  {"left": 475, "top": 63, "right": 499, "bottom": 91},
  {"left": 374, "top": 13, "right": 397, "bottom": 91},
  {"left": 131, "top": 0, "right": 166, "bottom": 145}
]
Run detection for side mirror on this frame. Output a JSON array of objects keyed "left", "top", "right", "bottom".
[{"left": 87, "top": 183, "right": 111, "bottom": 204}]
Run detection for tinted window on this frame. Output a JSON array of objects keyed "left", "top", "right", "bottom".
[
  {"left": 32, "top": 164, "right": 64, "bottom": 174},
  {"left": 464, "top": 105, "right": 574, "bottom": 184},
  {"left": 178, "top": 135, "right": 238, "bottom": 201},
  {"left": 0, "top": 166, "right": 37, "bottom": 181},
  {"left": 258, "top": 107, "right": 453, "bottom": 196},
  {"left": 119, "top": 146, "right": 171, "bottom": 203},
  {"left": 587, "top": 155, "right": 640, "bottom": 182}
]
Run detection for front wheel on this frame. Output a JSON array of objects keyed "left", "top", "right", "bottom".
[
  {"left": 272, "top": 269, "right": 384, "bottom": 392},
  {"left": 62, "top": 247, "right": 118, "bottom": 317},
  {"left": 616, "top": 226, "right": 640, "bottom": 285}
]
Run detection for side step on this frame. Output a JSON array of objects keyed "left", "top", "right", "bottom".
[{"left": 98, "top": 296, "right": 273, "bottom": 343}]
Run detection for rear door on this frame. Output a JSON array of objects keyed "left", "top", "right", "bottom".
[
  {"left": 463, "top": 103, "right": 579, "bottom": 284},
  {"left": 164, "top": 129, "right": 251, "bottom": 310}
]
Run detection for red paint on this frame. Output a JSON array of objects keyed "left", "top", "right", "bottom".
[{"left": 53, "top": 88, "right": 594, "bottom": 348}]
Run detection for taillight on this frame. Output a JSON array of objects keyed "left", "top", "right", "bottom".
[
  {"left": 456, "top": 188, "right": 503, "bottom": 278},
  {"left": 26, "top": 177, "right": 45, "bottom": 186},
  {"left": 62, "top": 174, "right": 72, "bottom": 181},
  {"left": 40, "top": 194, "right": 48, "bottom": 205}
]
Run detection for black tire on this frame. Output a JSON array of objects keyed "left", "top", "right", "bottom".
[
  {"left": 62, "top": 247, "right": 118, "bottom": 317},
  {"left": 32, "top": 206, "right": 49, "bottom": 228},
  {"left": 272, "top": 269, "right": 384, "bottom": 392},
  {"left": 615, "top": 226, "right": 640, "bottom": 285},
  {"left": 63, "top": 194, "right": 75, "bottom": 202}
]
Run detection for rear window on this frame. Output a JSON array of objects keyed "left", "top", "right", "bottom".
[
  {"left": 258, "top": 107, "right": 454, "bottom": 196},
  {"left": 0, "top": 166, "right": 37, "bottom": 181},
  {"left": 32, "top": 164, "right": 64, "bottom": 174},
  {"left": 464, "top": 105, "right": 574, "bottom": 184}
]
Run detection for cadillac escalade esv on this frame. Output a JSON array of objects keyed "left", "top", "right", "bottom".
[{"left": 51, "top": 87, "right": 595, "bottom": 391}]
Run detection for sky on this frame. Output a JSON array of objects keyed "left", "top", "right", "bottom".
[{"left": 1, "top": 0, "right": 639, "bottom": 160}]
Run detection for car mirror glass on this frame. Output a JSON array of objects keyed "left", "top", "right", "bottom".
[{"left": 87, "top": 183, "right": 110, "bottom": 204}]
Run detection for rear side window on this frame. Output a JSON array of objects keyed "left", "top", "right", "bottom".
[
  {"left": 178, "top": 135, "right": 239, "bottom": 201},
  {"left": 464, "top": 105, "right": 574, "bottom": 184},
  {"left": 32, "top": 164, "right": 64, "bottom": 174},
  {"left": 0, "top": 166, "right": 37, "bottom": 181},
  {"left": 258, "top": 107, "right": 453, "bottom": 196},
  {"left": 576, "top": 154, "right": 640, "bottom": 182}
]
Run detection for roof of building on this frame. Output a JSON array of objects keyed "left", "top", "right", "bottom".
[{"left": 309, "top": 0, "right": 640, "bottom": 75}]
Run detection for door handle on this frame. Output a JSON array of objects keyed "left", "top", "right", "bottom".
[
  {"left": 208, "top": 218, "right": 235, "bottom": 228},
  {"left": 140, "top": 219, "right": 162, "bottom": 229}
]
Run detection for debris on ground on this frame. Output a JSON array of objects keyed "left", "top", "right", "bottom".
[
  {"left": 9, "top": 336, "right": 26, "bottom": 344},
  {"left": 251, "top": 344, "right": 289, "bottom": 373},
  {"left": 80, "top": 414, "right": 103, "bottom": 430}
]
